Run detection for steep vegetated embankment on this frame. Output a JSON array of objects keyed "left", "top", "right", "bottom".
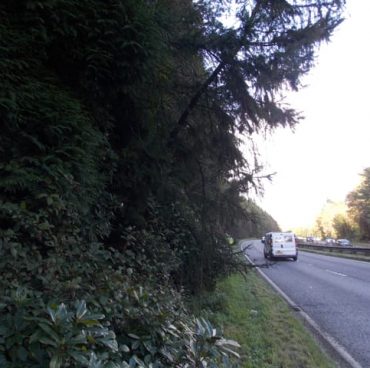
[{"left": 0, "top": 1, "right": 345, "bottom": 366}]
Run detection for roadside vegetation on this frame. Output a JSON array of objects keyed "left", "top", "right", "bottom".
[
  {"left": 193, "top": 272, "right": 335, "bottom": 368},
  {"left": 0, "top": 1, "right": 345, "bottom": 366},
  {"left": 295, "top": 168, "right": 370, "bottom": 242}
]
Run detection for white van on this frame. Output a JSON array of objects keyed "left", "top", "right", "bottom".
[{"left": 263, "top": 232, "right": 298, "bottom": 261}]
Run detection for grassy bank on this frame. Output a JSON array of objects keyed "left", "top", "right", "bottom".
[{"left": 204, "top": 271, "right": 335, "bottom": 368}]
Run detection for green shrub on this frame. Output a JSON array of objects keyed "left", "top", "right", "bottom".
[
  {"left": 0, "top": 297, "right": 118, "bottom": 367},
  {"left": 0, "top": 286, "right": 240, "bottom": 367}
]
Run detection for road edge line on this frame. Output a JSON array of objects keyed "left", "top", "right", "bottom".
[{"left": 241, "top": 240, "right": 363, "bottom": 368}]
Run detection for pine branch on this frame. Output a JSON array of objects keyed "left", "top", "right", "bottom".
[
  {"left": 169, "top": 1, "right": 263, "bottom": 143},
  {"left": 169, "top": 61, "right": 226, "bottom": 142}
]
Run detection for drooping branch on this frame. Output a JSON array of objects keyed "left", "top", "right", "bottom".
[
  {"left": 169, "top": 61, "right": 226, "bottom": 142},
  {"left": 169, "top": 1, "right": 263, "bottom": 143},
  {"left": 168, "top": 0, "right": 343, "bottom": 144}
]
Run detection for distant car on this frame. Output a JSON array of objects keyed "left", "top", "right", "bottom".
[
  {"left": 306, "top": 236, "right": 315, "bottom": 243},
  {"left": 261, "top": 236, "right": 265, "bottom": 244},
  {"left": 336, "top": 239, "right": 352, "bottom": 247},
  {"left": 296, "top": 236, "right": 305, "bottom": 244},
  {"left": 325, "top": 238, "right": 336, "bottom": 245}
]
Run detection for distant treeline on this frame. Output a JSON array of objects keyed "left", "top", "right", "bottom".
[{"left": 308, "top": 168, "right": 370, "bottom": 241}]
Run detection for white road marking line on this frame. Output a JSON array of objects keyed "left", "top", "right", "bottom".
[{"left": 325, "top": 269, "right": 347, "bottom": 277}]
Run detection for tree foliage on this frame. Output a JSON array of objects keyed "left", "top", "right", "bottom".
[
  {"left": 332, "top": 214, "right": 358, "bottom": 240},
  {"left": 347, "top": 168, "right": 370, "bottom": 240},
  {"left": 313, "top": 200, "right": 347, "bottom": 239},
  {"left": 229, "top": 198, "right": 280, "bottom": 239},
  {"left": 0, "top": 0, "right": 345, "bottom": 366}
]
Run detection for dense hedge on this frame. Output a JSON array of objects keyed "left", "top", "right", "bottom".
[{"left": 0, "top": 1, "right": 241, "bottom": 366}]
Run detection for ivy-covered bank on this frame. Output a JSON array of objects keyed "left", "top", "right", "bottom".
[{"left": 0, "top": 0, "right": 345, "bottom": 366}]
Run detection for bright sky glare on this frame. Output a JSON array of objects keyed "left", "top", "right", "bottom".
[{"left": 250, "top": 0, "right": 370, "bottom": 230}]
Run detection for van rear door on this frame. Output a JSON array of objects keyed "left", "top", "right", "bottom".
[{"left": 272, "top": 233, "right": 296, "bottom": 256}]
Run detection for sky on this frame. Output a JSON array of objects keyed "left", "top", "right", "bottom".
[{"left": 249, "top": 0, "right": 370, "bottom": 230}]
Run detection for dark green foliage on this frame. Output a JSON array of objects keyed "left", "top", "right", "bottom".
[
  {"left": 0, "top": 285, "right": 240, "bottom": 367},
  {"left": 229, "top": 198, "right": 281, "bottom": 240},
  {"left": 0, "top": 230, "right": 240, "bottom": 367},
  {"left": 0, "top": 298, "right": 118, "bottom": 367},
  {"left": 0, "top": 0, "right": 345, "bottom": 366}
]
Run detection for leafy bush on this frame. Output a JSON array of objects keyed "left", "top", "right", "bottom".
[
  {"left": 0, "top": 297, "right": 118, "bottom": 368},
  {"left": 0, "top": 287, "right": 240, "bottom": 367}
]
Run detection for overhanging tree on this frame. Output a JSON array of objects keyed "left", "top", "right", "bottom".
[
  {"left": 171, "top": 0, "right": 345, "bottom": 142},
  {"left": 165, "top": 0, "right": 345, "bottom": 289}
]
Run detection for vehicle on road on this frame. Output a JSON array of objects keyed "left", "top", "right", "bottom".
[
  {"left": 336, "top": 239, "right": 352, "bottom": 247},
  {"left": 325, "top": 238, "right": 336, "bottom": 245},
  {"left": 261, "top": 236, "right": 265, "bottom": 243},
  {"left": 263, "top": 232, "right": 298, "bottom": 261},
  {"left": 296, "top": 236, "right": 305, "bottom": 244},
  {"left": 306, "top": 236, "right": 315, "bottom": 243}
]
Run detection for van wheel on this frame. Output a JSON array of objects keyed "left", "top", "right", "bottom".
[{"left": 292, "top": 256, "right": 297, "bottom": 261}]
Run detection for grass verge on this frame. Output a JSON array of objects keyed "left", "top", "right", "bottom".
[
  {"left": 299, "top": 247, "right": 370, "bottom": 262},
  {"left": 202, "top": 271, "right": 336, "bottom": 368}
]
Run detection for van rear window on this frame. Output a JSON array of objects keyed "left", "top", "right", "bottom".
[{"left": 274, "top": 235, "right": 293, "bottom": 243}]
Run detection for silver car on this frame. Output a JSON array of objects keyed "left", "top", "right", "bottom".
[{"left": 336, "top": 239, "right": 351, "bottom": 247}]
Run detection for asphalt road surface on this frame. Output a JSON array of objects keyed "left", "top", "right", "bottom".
[{"left": 243, "top": 239, "right": 370, "bottom": 367}]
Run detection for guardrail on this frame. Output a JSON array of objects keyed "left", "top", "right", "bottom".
[{"left": 297, "top": 242, "right": 370, "bottom": 256}]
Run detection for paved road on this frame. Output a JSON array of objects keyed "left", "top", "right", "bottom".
[{"left": 243, "top": 239, "right": 370, "bottom": 367}]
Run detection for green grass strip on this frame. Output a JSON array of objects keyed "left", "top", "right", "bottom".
[
  {"left": 300, "top": 247, "right": 370, "bottom": 262},
  {"left": 212, "top": 272, "right": 335, "bottom": 368}
]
